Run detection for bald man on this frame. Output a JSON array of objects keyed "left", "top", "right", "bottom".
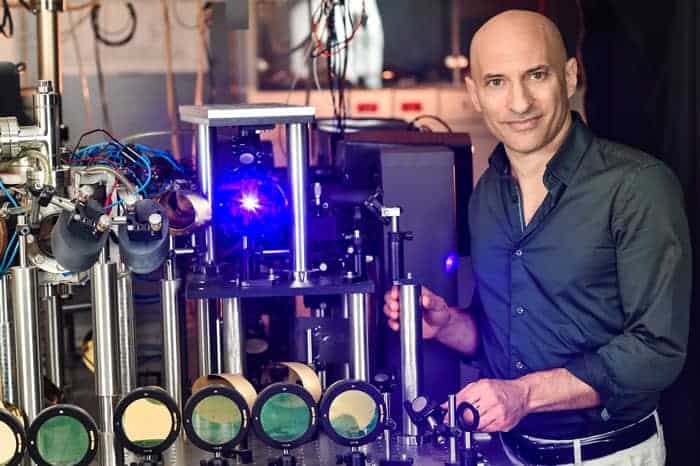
[{"left": 385, "top": 10, "right": 690, "bottom": 466}]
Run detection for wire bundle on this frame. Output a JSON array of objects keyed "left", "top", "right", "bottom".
[{"left": 0, "top": 179, "right": 18, "bottom": 275}]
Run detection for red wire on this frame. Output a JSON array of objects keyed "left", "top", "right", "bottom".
[{"left": 104, "top": 180, "right": 119, "bottom": 212}]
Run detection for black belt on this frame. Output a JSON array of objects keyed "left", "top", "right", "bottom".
[{"left": 502, "top": 414, "right": 658, "bottom": 465}]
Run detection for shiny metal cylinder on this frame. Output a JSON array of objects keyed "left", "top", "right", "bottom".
[
  {"left": 116, "top": 263, "right": 136, "bottom": 395},
  {"left": 286, "top": 123, "right": 310, "bottom": 282},
  {"left": 161, "top": 261, "right": 184, "bottom": 466},
  {"left": 43, "top": 284, "right": 63, "bottom": 389},
  {"left": 221, "top": 297, "right": 245, "bottom": 375},
  {"left": 11, "top": 266, "right": 43, "bottom": 423},
  {"left": 348, "top": 293, "right": 370, "bottom": 382},
  {"left": 448, "top": 394, "right": 457, "bottom": 463},
  {"left": 34, "top": 81, "right": 59, "bottom": 185},
  {"left": 383, "top": 392, "right": 392, "bottom": 460},
  {"left": 196, "top": 298, "right": 212, "bottom": 376},
  {"left": 399, "top": 282, "right": 423, "bottom": 440},
  {"left": 91, "top": 259, "right": 119, "bottom": 466},
  {"left": 196, "top": 124, "right": 216, "bottom": 264},
  {"left": 0, "top": 275, "right": 17, "bottom": 406},
  {"left": 37, "top": 1, "right": 62, "bottom": 96}
]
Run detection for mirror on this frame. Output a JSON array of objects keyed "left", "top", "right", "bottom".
[
  {"left": 35, "top": 416, "right": 89, "bottom": 466},
  {"left": 328, "top": 390, "right": 379, "bottom": 440},
  {"left": 0, "top": 419, "right": 18, "bottom": 466},
  {"left": 121, "top": 398, "right": 173, "bottom": 448},
  {"left": 191, "top": 395, "right": 243, "bottom": 446},
  {"left": 259, "top": 393, "right": 311, "bottom": 443}
]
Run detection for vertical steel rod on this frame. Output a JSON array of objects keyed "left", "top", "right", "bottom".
[
  {"left": 116, "top": 262, "right": 136, "bottom": 396},
  {"left": 43, "top": 283, "right": 63, "bottom": 389},
  {"left": 448, "top": 394, "right": 458, "bottom": 463},
  {"left": 286, "top": 123, "right": 310, "bottom": 282},
  {"left": 196, "top": 299, "right": 212, "bottom": 376},
  {"left": 221, "top": 297, "right": 245, "bottom": 374},
  {"left": 348, "top": 293, "right": 370, "bottom": 381},
  {"left": 399, "top": 281, "right": 423, "bottom": 442},
  {"left": 0, "top": 275, "right": 17, "bottom": 407}
]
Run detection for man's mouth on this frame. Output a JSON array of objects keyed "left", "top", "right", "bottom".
[{"left": 505, "top": 116, "right": 542, "bottom": 132}]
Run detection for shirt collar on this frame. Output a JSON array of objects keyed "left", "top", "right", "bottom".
[{"left": 487, "top": 112, "right": 594, "bottom": 187}]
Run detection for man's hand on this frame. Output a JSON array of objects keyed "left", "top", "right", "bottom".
[
  {"left": 452, "top": 378, "right": 530, "bottom": 432},
  {"left": 383, "top": 286, "right": 451, "bottom": 339}
]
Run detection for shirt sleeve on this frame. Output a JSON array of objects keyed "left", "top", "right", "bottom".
[{"left": 564, "top": 162, "right": 692, "bottom": 416}]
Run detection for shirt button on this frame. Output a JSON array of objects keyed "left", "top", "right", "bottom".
[
  {"left": 515, "top": 360, "right": 525, "bottom": 370},
  {"left": 514, "top": 249, "right": 523, "bottom": 257},
  {"left": 515, "top": 306, "right": 525, "bottom": 315}
]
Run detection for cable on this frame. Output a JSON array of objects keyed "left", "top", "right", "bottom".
[
  {"left": 407, "top": 115, "right": 454, "bottom": 133},
  {"left": 0, "top": 178, "right": 18, "bottom": 207},
  {"left": 90, "top": 2, "right": 137, "bottom": 47},
  {"left": 1, "top": 0, "right": 14, "bottom": 38}
]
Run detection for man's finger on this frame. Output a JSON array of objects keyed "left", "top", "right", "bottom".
[{"left": 390, "top": 287, "right": 399, "bottom": 299}]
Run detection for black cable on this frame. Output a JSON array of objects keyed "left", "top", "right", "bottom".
[
  {"left": 18, "top": 0, "right": 33, "bottom": 14},
  {"left": 90, "top": 3, "right": 137, "bottom": 47},
  {"left": 407, "top": 115, "right": 454, "bottom": 133},
  {"left": 1, "top": 0, "right": 14, "bottom": 39}
]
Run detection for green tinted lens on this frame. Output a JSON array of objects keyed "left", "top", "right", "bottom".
[
  {"left": 122, "top": 398, "right": 172, "bottom": 448},
  {"left": 328, "top": 390, "right": 379, "bottom": 440},
  {"left": 36, "top": 416, "right": 89, "bottom": 466},
  {"left": 259, "top": 393, "right": 310, "bottom": 443},
  {"left": 192, "top": 395, "right": 242, "bottom": 445},
  {"left": 0, "top": 421, "right": 18, "bottom": 466}
]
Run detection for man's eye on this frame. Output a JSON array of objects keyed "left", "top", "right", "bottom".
[
  {"left": 530, "top": 71, "right": 547, "bottom": 80},
  {"left": 486, "top": 79, "right": 503, "bottom": 88}
]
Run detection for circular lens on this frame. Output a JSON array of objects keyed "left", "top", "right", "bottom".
[
  {"left": 0, "top": 420, "right": 17, "bottom": 465},
  {"left": 259, "top": 393, "right": 311, "bottom": 443},
  {"left": 328, "top": 390, "right": 379, "bottom": 440},
  {"left": 192, "top": 395, "right": 242, "bottom": 446},
  {"left": 35, "top": 416, "right": 89, "bottom": 466},
  {"left": 121, "top": 398, "right": 173, "bottom": 448}
]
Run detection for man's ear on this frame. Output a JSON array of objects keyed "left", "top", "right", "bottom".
[
  {"left": 465, "top": 74, "right": 482, "bottom": 113},
  {"left": 564, "top": 57, "right": 578, "bottom": 99}
]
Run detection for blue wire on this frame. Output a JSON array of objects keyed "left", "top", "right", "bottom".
[
  {"left": 1, "top": 242, "right": 19, "bottom": 274},
  {"left": 0, "top": 231, "right": 17, "bottom": 272},
  {"left": 0, "top": 179, "right": 18, "bottom": 208}
]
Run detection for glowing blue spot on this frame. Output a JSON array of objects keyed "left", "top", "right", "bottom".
[
  {"left": 240, "top": 194, "right": 261, "bottom": 212},
  {"left": 444, "top": 254, "right": 457, "bottom": 273}
]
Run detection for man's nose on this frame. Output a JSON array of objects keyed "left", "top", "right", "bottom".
[{"left": 508, "top": 81, "right": 533, "bottom": 115}]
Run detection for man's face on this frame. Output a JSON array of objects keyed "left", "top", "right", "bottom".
[{"left": 466, "top": 29, "right": 577, "bottom": 157}]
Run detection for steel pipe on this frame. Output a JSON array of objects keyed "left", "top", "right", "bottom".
[
  {"left": 221, "top": 297, "right": 245, "bottom": 375},
  {"left": 347, "top": 292, "right": 370, "bottom": 382},
  {"left": 399, "top": 281, "right": 423, "bottom": 441},
  {"left": 286, "top": 123, "right": 310, "bottom": 282}
]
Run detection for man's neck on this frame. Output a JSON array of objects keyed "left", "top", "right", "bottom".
[{"left": 506, "top": 114, "right": 573, "bottom": 182}]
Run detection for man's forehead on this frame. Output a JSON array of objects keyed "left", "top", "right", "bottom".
[{"left": 472, "top": 38, "right": 553, "bottom": 77}]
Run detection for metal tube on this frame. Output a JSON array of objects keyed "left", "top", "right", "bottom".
[
  {"left": 221, "top": 297, "right": 245, "bottom": 375},
  {"left": 116, "top": 263, "right": 136, "bottom": 395},
  {"left": 43, "top": 284, "right": 63, "bottom": 389},
  {"left": 37, "top": 1, "right": 62, "bottom": 96},
  {"left": 196, "top": 124, "right": 216, "bottom": 264},
  {"left": 383, "top": 392, "right": 392, "bottom": 460},
  {"left": 197, "top": 299, "right": 212, "bottom": 376},
  {"left": 450, "top": 0, "right": 462, "bottom": 86},
  {"left": 0, "top": 275, "right": 16, "bottom": 406},
  {"left": 11, "top": 265, "right": 43, "bottom": 424},
  {"left": 91, "top": 258, "right": 120, "bottom": 466},
  {"left": 305, "top": 328, "right": 314, "bottom": 367},
  {"left": 286, "top": 123, "right": 310, "bottom": 282},
  {"left": 399, "top": 282, "right": 423, "bottom": 441},
  {"left": 448, "top": 394, "right": 458, "bottom": 463},
  {"left": 348, "top": 293, "right": 370, "bottom": 382},
  {"left": 161, "top": 258, "right": 184, "bottom": 466}
]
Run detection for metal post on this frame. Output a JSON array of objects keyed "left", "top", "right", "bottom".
[
  {"left": 196, "top": 298, "right": 212, "bottom": 376},
  {"left": 221, "top": 297, "right": 245, "bottom": 374},
  {"left": 196, "top": 124, "right": 216, "bottom": 264},
  {"left": 43, "top": 283, "right": 63, "bottom": 389},
  {"left": 0, "top": 275, "right": 17, "bottom": 407},
  {"left": 91, "top": 252, "right": 120, "bottom": 466},
  {"left": 286, "top": 123, "right": 309, "bottom": 283},
  {"left": 450, "top": 0, "right": 462, "bottom": 86},
  {"left": 161, "top": 255, "right": 184, "bottom": 466},
  {"left": 11, "top": 219, "right": 43, "bottom": 428},
  {"left": 399, "top": 281, "right": 423, "bottom": 443},
  {"left": 383, "top": 392, "right": 392, "bottom": 460},
  {"left": 348, "top": 293, "right": 370, "bottom": 382},
  {"left": 37, "top": 1, "right": 62, "bottom": 97},
  {"left": 448, "top": 394, "right": 458, "bottom": 464},
  {"left": 116, "top": 263, "right": 136, "bottom": 395}
]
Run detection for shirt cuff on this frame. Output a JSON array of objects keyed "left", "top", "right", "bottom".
[{"left": 564, "top": 352, "right": 615, "bottom": 407}]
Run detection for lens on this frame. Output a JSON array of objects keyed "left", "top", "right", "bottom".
[
  {"left": 259, "top": 393, "right": 311, "bottom": 443},
  {"left": 122, "top": 398, "right": 173, "bottom": 448},
  {"left": 36, "top": 416, "right": 89, "bottom": 466},
  {"left": 192, "top": 395, "right": 242, "bottom": 445},
  {"left": 328, "top": 390, "right": 379, "bottom": 440},
  {"left": 0, "top": 420, "right": 17, "bottom": 466}
]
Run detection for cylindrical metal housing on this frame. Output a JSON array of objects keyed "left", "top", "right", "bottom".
[
  {"left": 43, "top": 284, "right": 63, "bottom": 389},
  {"left": 448, "top": 394, "right": 458, "bottom": 463},
  {"left": 161, "top": 266, "right": 185, "bottom": 466},
  {"left": 37, "top": 1, "right": 62, "bottom": 97},
  {"left": 91, "top": 259, "right": 120, "bottom": 466},
  {"left": 34, "top": 81, "right": 59, "bottom": 185},
  {"left": 221, "top": 297, "right": 245, "bottom": 375},
  {"left": 0, "top": 275, "right": 17, "bottom": 406},
  {"left": 11, "top": 266, "right": 43, "bottom": 423},
  {"left": 348, "top": 292, "right": 370, "bottom": 382},
  {"left": 196, "top": 298, "right": 212, "bottom": 376},
  {"left": 116, "top": 263, "right": 136, "bottom": 395},
  {"left": 196, "top": 124, "right": 216, "bottom": 264},
  {"left": 286, "top": 123, "right": 310, "bottom": 282},
  {"left": 399, "top": 282, "right": 423, "bottom": 440}
]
